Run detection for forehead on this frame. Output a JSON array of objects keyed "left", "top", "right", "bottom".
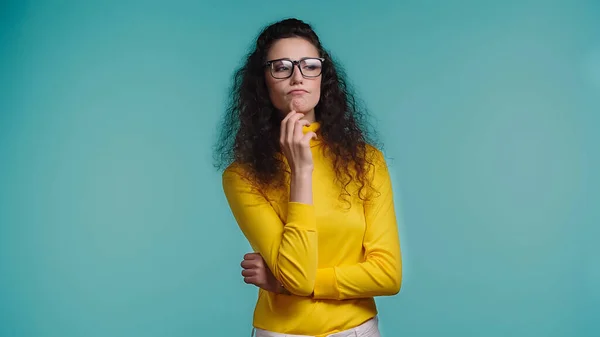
[{"left": 267, "top": 37, "right": 319, "bottom": 60}]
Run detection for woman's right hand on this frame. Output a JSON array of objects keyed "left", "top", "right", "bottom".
[{"left": 279, "top": 108, "right": 317, "bottom": 174}]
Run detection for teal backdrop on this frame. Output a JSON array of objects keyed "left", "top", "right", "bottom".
[{"left": 1, "top": 1, "right": 598, "bottom": 336}]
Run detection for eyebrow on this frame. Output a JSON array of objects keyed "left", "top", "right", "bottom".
[{"left": 266, "top": 57, "right": 322, "bottom": 62}]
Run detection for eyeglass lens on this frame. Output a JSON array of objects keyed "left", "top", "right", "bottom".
[{"left": 270, "top": 58, "right": 322, "bottom": 78}]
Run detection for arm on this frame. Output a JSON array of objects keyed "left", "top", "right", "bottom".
[
  {"left": 222, "top": 165, "right": 317, "bottom": 296},
  {"left": 312, "top": 150, "right": 402, "bottom": 300}
]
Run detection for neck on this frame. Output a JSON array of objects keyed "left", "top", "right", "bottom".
[{"left": 300, "top": 109, "right": 316, "bottom": 123}]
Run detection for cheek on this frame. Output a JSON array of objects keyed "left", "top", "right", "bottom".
[
  {"left": 265, "top": 78, "right": 284, "bottom": 101},
  {"left": 311, "top": 80, "right": 322, "bottom": 101}
]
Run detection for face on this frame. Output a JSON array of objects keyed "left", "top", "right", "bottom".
[{"left": 264, "top": 37, "right": 322, "bottom": 122}]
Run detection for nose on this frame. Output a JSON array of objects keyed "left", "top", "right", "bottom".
[{"left": 290, "top": 63, "right": 304, "bottom": 83}]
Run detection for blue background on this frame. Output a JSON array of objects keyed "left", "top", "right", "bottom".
[{"left": 1, "top": 1, "right": 598, "bottom": 336}]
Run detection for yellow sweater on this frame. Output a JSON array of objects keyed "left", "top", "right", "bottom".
[{"left": 222, "top": 122, "right": 402, "bottom": 337}]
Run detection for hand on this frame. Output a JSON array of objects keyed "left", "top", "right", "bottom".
[
  {"left": 240, "top": 252, "right": 281, "bottom": 293},
  {"left": 279, "top": 101, "right": 317, "bottom": 174}
]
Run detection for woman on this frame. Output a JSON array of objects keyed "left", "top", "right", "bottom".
[{"left": 215, "top": 18, "right": 402, "bottom": 337}]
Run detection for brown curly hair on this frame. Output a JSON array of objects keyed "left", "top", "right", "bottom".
[{"left": 213, "top": 18, "right": 382, "bottom": 202}]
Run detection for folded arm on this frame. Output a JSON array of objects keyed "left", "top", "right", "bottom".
[
  {"left": 313, "top": 149, "right": 402, "bottom": 300},
  {"left": 222, "top": 165, "right": 317, "bottom": 296}
]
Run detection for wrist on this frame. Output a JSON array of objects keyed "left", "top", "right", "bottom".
[
  {"left": 289, "top": 172, "right": 313, "bottom": 204},
  {"left": 291, "top": 168, "right": 313, "bottom": 178}
]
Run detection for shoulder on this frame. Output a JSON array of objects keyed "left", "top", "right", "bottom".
[
  {"left": 365, "top": 144, "right": 387, "bottom": 169},
  {"left": 222, "top": 161, "right": 251, "bottom": 182},
  {"left": 222, "top": 161, "right": 262, "bottom": 191},
  {"left": 365, "top": 144, "right": 383, "bottom": 158},
  {"left": 223, "top": 161, "right": 244, "bottom": 176},
  {"left": 222, "top": 162, "right": 252, "bottom": 198}
]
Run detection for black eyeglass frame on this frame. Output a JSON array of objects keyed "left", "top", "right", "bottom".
[{"left": 264, "top": 57, "right": 326, "bottom": 79}]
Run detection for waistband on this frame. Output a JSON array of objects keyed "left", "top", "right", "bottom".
[{"left": 252, "top": 316, "right": 379, "bottom": 337}]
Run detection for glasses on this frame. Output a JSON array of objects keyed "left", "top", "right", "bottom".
[{"left": 265, "top": 57, "right": 325, "bottom": 79}]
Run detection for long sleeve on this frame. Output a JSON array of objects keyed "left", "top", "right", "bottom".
[
  {"left": 222, "top": 165, "right": 318, "bottom": 296},
  {"left": 312, "top": 150, "right": 402, "bottom": 300}
]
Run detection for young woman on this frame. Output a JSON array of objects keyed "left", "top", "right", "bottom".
[{"left": 215, "top": 18, "right": 402, "bottom": 337}]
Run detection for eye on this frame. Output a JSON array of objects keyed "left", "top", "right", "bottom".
[
  {"left": 302, "top": 59, "right": 322, "bottom": 70},
  {"left": 271, "top": 60, "right": 292, "bottom": 73}
]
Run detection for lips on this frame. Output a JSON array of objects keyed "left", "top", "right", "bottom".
[{"left": 288, "top": 89, "right": 308, "bottom": 95}]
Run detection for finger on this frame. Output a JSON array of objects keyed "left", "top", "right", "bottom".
[
  {"left": 300, "top": 131, "right": 317, "bottom": 145},
  {"left": 283, "top": 108, "right": 296, "bottom": 122},
  {"left": 241, "top": 260, "right": 256, "bottom": 269},
  {"left": 280, "top": 111, "right": 295, "bottom": 145},
  {"left": 299, "top": 132, "right": 317, "bottom": 149},
  {"left": 244, "top": 252, "right": 261, "bottom": 260},
  {"left": 243, "top": 276, "right": 257, "bottom": 285},
  {"left": 241, "top": 269, "right": 256, "bottom": 277},
  {"left": 294, "top": 119, "right": 311, "bottom": 142},
  {"left": 286, "top": 113, "right": 304, "bottom": 144}
]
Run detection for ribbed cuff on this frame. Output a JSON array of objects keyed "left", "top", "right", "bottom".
[
  {"left": 313, "top": 267, "right": 339, "bottom": 299},
  {"left": 286, "top": 202, "right": 316, "bottom": 230}
]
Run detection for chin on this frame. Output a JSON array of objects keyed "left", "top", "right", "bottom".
[{"left": 292, "top": 104, "right": 315, "bottom": 113}]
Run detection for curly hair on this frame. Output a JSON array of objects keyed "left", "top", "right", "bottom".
[{"left": 214, "top": 18, "right": 381, "bottom": 202}]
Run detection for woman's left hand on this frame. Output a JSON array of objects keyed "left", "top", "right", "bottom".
[{"left": 240, "top": 252, "right": 281, "bottom": 293}]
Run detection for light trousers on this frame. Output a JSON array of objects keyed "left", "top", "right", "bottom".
[{"left": 252, "top": 316, "right": 381, "bottom": 337}]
